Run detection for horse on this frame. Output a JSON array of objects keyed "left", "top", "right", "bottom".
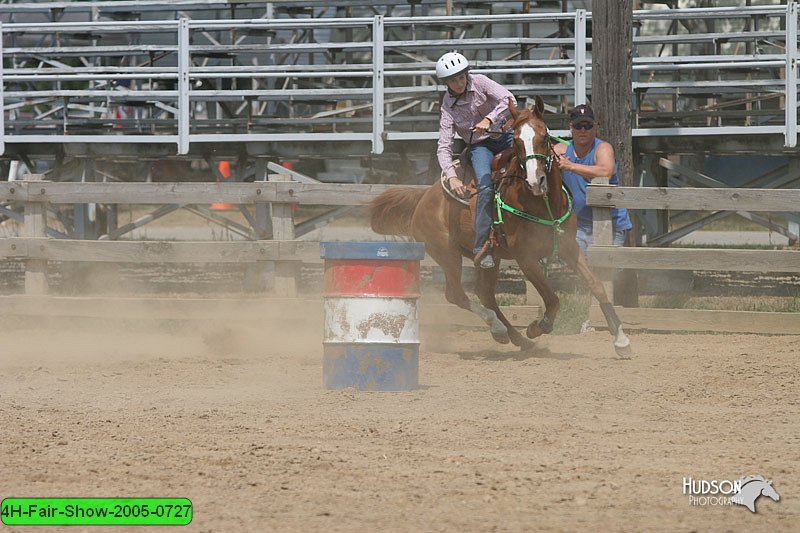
[
  {"left": 369, "top": 95, "right": 632, "bottom": 358},
  {"left": 730, "top": 475, "right": 780, "bottom": 512}
]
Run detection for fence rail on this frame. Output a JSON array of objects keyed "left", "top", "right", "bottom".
[
  {"left": 586, "top": 185, "right": 800, "bottom": 272},
  {"left": 0, "top": 181, "right": 421, "bottom": 205},
  {"left": 588, "top": 247, "right": 800, "bottom": 273},
  {"left": 587, "top": 186, "right": 800, "bottom": 212},
  {"left": 0, "top": 237, "right": 321, "bottom": 264}
]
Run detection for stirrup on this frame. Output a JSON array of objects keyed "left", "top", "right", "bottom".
[
  {"left": 478, "top": 253, "right": 495, "bottom": 269},
  {"left": 473, "top": 240, "right": 493, "bottom": 269}
]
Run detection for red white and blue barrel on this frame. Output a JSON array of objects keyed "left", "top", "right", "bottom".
[{"left": 320, "top": 241, "right": 426, "bottom": 391}]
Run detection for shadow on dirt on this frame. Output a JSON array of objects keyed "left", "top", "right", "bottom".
[{"left": 458, "top": 346, "right": 585, "bottom": 362}]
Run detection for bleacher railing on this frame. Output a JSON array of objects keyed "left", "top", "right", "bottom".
[{"left": 1, "top": 3, "right": 796, "bottom": 155}]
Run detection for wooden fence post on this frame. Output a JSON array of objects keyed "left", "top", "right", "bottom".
[
  {"left": 23, "top": 173, "right": 48, "bottom": 295},
  {"left": 269, "top": 172, "right": 298, "bottom": 297},
  {"left": 243, "top": 159, "right": 272, "bottom": 292},
  {"left": 591, "top": 176, "right": 614, "bottom": 299}
]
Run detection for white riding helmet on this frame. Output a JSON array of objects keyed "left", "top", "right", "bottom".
[{"left": 436, "top": 52, "right": 469, "bottom": 80}]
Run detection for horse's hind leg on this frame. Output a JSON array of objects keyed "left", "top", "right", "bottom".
[
  {"left": 474, "top": 262, "right": 534, "bottom": 349},
  {"left": 561, "top": 245, "right": 632, "bottom": 358},
  {"left": 515, "top": 259, "right": 560, "bottom": 340},
  {"left": 427, "top": 246, "right": 510, "bottom": 344}
]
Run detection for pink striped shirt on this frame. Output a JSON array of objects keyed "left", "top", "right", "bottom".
[{"left": 437, "top": 73, "right": 516, "bottom": 179}]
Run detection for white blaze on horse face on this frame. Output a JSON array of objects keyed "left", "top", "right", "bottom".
[{"left": 519, "top": 123, "right": 543, "bottom": 194}]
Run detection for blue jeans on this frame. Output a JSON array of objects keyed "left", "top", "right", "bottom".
[
  {"left": 576, "top": 226, "right": 628, "bottom": 255},
  {"left": 469, "top": 132, "right": 514, "bottom": 255}
]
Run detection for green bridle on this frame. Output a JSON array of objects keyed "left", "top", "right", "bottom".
[
  {"left": 521, "top": 132, "right": 569, "bottom": 170},
  {"left": 494, "top": 132, "right": 573, "bottom": 268}
]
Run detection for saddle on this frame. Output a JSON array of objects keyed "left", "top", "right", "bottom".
[
  {"left": 440, "top": 146, "right": 517, "bottom": 205},
  {"left": 440, "top": 147, "right": 517, "bottom": 266}
]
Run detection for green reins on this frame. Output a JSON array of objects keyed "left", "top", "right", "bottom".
[{"left": 493, "top": 132, "right": 573, "bottom": 269}]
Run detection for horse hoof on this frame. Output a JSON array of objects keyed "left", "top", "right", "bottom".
[
  {"left": 526, "top": 324, "right": 543, "bottom": 339},
  {"left": 492, "top": 331, "right": 510, "bottom": 344},
  {"left": 516, "top": 337, "right": 536, "bottom": 351},
  {"left": 614, "top": 343, "right": 633, "bottom": 359}
]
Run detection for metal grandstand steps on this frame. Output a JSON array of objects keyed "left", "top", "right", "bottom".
[{"left": 0, "top": 1, "right": 797, "bottom": 181}]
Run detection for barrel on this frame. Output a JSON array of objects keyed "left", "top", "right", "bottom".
[{"left": 320, "top": 241, "right": 426, "bottom": 391}]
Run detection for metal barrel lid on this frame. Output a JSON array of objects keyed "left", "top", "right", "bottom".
[{"left": 320, "top": 241, "right": 425, "bottom": 261}]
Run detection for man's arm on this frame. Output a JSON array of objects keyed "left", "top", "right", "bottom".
[{"left": 557, "top": 141, "right": 615, "bottom": 180}]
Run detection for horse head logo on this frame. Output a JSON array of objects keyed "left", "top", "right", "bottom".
[{"left": 730, "top": 475, "right": 780, "bottom": 513}]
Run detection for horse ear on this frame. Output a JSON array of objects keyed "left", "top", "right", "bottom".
[
  {"left": 508, "top": 96, "right": 519, "bottom": 119},
  {"left": 534, "top": 95, "right": 545, "bottom": 117}
]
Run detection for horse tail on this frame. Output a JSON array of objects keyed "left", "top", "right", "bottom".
[{"left": 370, "top": 187, "right": 426, "bottom": 236}]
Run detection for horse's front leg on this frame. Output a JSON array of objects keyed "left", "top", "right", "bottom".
[
  {"left": 515, "top": 257, "right": 560, "bottom": 340},
  {"left": 560, "top": 244, "right": 633, "bottom": 358},
  {"left": 427, "top": 246, "right": 510, "bottom": 344},
  {"left": 474, "top": 262, "right": 533, "bottom": 349}
]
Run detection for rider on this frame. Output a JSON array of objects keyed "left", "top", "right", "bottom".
[
  {"left": 554, "top": 103, "right": 632, "bottom": 254},
  {"left": 436, "top": 51, "right": 516, "bottom": 269}
]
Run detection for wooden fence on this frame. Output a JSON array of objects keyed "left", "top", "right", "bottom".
[
  {"left": 1, "top": 175, "right": 798, "bottom": 334},
  {"left": 0, "top": 174, "right": 425, "bottom": 296},
  {"left": 0, "top": 173, "right": 524, "bottom": 331},
  {"left": 586, "top": 184, "right": 800, "bottom": 334}
]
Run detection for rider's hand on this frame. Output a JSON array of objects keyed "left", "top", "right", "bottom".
[
  {"left": 448, "top": 176, "right": 467, "bottom": 197},
  {"left": 472, "top": 117, "right": 492, "bottom": 135}
]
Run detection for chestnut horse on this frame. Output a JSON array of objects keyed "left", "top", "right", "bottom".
[{"left": 370, "top": 96, "right": 632, "bottom": 357}]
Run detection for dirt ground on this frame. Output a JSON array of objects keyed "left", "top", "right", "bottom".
[{"left": 1, "top": 313, "right": 798, "bottom": 532}]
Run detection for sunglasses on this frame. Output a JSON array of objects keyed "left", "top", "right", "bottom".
[{"left": 572, "top": 122, "right": 594, "bottom": 130}]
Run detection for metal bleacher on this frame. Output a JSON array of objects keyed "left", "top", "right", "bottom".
[{"left": 0, "top": 1, "right": 797, "bottom": 180}]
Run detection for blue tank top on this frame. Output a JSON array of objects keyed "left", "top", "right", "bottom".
[{"left": 561, "top": 138, "right": 632, "bottom": 233}]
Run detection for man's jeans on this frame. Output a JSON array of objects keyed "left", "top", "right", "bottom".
[
  {"left": 576, "top": 226, "right": 628, "bottom": 255},
  {"left": 469, "top": 132, "right": 513, "bottom": 255}
]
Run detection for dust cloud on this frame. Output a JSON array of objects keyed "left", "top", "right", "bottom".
[{"left": 1, "top": 254, "right": 798, "bottom": 531}]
